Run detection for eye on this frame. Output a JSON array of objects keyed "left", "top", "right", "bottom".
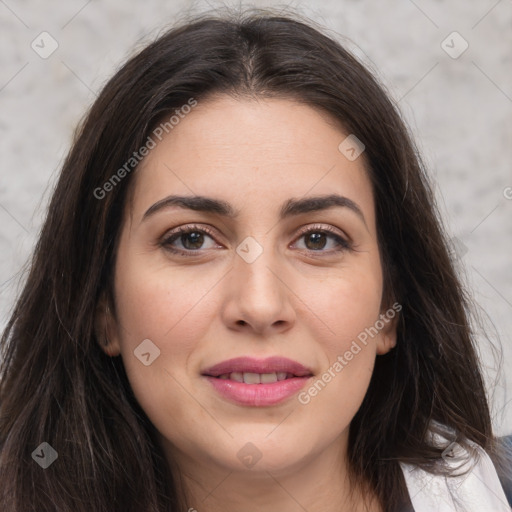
[
  {"left": 293, "top": 224, "right": 351, "bottom": 254},
  {"left": 160, "top": 223, "right": 352, "bottom": 257},
  {"left": 160, "top": 224, "right": 221, "bottom": 256}
]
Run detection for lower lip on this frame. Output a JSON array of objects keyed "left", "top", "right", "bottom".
[{"left": 203, "top": 376, "right": 311, "bottom": 406}]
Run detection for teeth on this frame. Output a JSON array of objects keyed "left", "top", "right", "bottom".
[
  {"left": 260, "top": 372, "right": 278, "bottom": 383},
  {"left": 215, "top": 372, "right": 294, "bottom": 383},
  {"left": 243, "top": 372, "right": 261, "bottom": 384}
]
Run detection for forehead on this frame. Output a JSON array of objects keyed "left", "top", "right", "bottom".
[{"left": 128, "top": 95, "right": 375, "bottom": 225}]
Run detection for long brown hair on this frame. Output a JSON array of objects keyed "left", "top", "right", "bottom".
[{"left": 0, "top": 7, "right": 507, "bottom": 511}]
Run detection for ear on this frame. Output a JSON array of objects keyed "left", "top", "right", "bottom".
[
  {"left": 375, "top": 304, "right": 399, "bottom": 356},
  {"left": 94, "top": 293, "right": 121, "bottom": 357}
]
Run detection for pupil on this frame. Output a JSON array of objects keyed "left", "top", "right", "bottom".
[
  {"left": 183, "top": 232, "right": 203, "bottom": 249},
  {"left": 306, "top": 233, "right": 326, "bottom": 250}
]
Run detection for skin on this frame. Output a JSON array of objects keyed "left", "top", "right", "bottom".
[{"left": 97, "top": 95, "right": 398, "bottom": 512}]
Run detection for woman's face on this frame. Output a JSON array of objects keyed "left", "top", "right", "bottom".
[{"left": 101, "top": 95, "right": 397, "bottom": 478}]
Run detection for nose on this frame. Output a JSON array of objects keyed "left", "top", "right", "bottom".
[{"left": 221, "top": 245, "right": 296, "bottom": 336}]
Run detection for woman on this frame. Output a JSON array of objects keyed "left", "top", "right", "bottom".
[{"left": 0, "top": 8, "right": 510, "bottom": 512}]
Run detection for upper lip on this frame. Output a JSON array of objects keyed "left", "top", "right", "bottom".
[{"left": 202, "top": 356, "right": 313, "bottom": 377}]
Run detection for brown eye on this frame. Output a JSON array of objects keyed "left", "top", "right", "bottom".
[
  {"left": 179, "top": 231, "right": 205, "bottom": 250},
  {"left": 160, "top": 225, "right": 221, "bottom": 256},
  {"left": 304, "top": 232, "right": 328, "bottom": 251},
  {"left": 293, "top": 225, "right": 351, "bottom": 254}
]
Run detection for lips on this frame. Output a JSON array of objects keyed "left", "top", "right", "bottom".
[
  {"left": 201, "top": 356, "right": 313, "bottom": 406},
  {"left": 217, "top": 371, "right": 293, "bottom": 383},
  {"left": 201, "top": 356, "right": 313, "bottom": 379}
]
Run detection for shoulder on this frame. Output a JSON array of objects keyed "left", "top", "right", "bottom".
[{"left": 399, "top": 429, "right": 511, "bottom": 512}]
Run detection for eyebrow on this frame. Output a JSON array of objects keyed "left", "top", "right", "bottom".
[{"left": 142, "top": 193, "right": 367, "bottom": 227}]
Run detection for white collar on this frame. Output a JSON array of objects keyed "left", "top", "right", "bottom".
[{"left": 400, "top": 434, "right": 510, "bottom": 511}]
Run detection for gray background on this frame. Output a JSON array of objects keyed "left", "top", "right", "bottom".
[{"left": 1, "top": 0, "right": 511, "bottom": 435}]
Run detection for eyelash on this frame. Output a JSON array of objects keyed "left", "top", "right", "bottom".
[{"left": 160, "top": 223, "right": 352, "bottom": 258}]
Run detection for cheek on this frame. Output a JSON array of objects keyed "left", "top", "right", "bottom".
[
  {"left": 114, "top": 253, "right": 221, "bottom": 347},
  {"left": 295, "top": 263, "right": 382, "bottom": 410},
  {"left": 302, "top": 262, "right": 383, "bottom": 351},
  {"left": 111, "top": 256, "right": 220, "bottom": 420}
]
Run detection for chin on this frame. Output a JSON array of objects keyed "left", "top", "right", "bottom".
[{"left": 223, "top": 434, "right": 316, "bottom": 474}]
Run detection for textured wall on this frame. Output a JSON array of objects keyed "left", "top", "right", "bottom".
[{"left": 1, "top": 0, "right": 511, "bottom": 434}]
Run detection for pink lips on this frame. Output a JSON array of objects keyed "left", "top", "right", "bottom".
[{"left": 202, "top": 356, "right": 313, "bottom": 407}]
